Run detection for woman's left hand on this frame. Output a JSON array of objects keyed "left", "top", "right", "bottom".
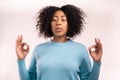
[{"left": 88, "top": 38, "right": 103, "bottom": 63}]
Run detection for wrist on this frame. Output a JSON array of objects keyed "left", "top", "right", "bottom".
[
  {"left": 94, "top": 60, "right": 101, "bottom": 63},
  {"left": 17, "top": 56, "right": 25, "bottom": 60}
]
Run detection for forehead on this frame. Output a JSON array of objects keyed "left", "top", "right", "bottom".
[{"left": 53, "top": 10, "right": 66, "bottom": 17}]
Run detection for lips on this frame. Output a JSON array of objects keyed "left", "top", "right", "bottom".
[{"left": 56, "top": 28, "right": 62, "bottom": 32}]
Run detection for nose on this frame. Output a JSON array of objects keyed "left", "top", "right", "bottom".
[{"left": 56, "top": 19, "right": 61, "bottom": 25}]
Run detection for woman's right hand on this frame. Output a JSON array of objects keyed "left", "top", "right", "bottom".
[{"left": 15, "top": 35, "right": 29, "bottom": 60}]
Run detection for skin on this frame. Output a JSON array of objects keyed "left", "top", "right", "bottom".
[
  {"left": 15, "top": 10, "right": 103, "bottom": 63},
  {"left": 16, "top": 35, "right": 29, "bottom": 60},
  {"left": 88, "top": 38, "right": 103, "bottom": 62},
  {"left": 51, "top": 10, "right": 68, "bottom": 42}
]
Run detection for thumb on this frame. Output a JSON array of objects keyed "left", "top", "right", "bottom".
[{"left": 88, "top": 47, "right": 92, "bottom": 55}]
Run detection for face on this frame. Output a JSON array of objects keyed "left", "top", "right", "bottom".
[{"left": 51, "top": 10, "right": 68, "bottom": 38}]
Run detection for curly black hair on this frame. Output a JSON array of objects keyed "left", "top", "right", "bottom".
[{"left": 36, "top": 4, "right": 86, "bottom": 38}]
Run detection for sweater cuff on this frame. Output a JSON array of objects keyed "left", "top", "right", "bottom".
[
  {"left": 93, "top": 61, "right": 101, "bottom": 68},
  {"left": 17, "top": 59, "right": 25, "bottom": 65}
]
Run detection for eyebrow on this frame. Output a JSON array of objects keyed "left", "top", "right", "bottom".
[{"left": 53, "top": 16, "right": 66, "bottom": 18}]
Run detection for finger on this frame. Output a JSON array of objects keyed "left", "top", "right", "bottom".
[
  {"left": 16, "top": 35, "right": 22, "bottom": 45},
  {"left": 16, "top": 39, "right": 19, "bottom": 47},
  {"left": 95, "top": 39, "right": 102, "bottom": 52},
  {"left": 19, "top": 35, "right": 23, "bottom": 44},
  {"left": 89, "top": 45, "right": 96, "bottom": 52},
  {"left": 21, "top": 42, "right": 27, "bottom": 48},
  {"left": 98, "top": 38, "right": 102, "bottom": 48},
  {"left": 95, "top": 38, "right": 99, "bottom": 45},
  {"left": 95, "top": 38, "right": 102, "bottom": 48},
  {"left": 88, "top": 47, "right": 94, "bottom": 55},
  {"left": 26, "top": 45, "right": 30, "bottom": 52},
  {"left": 98, "top": 39, "right": 103, "bottom": 53},
  {"left": 17, "top": 35, "right": 23, "bottom": 46},
  {"left": 16, "top": 39, "right": 21, "bottom": 48},
  {"left": 89, "top": 45, "right": 96, "bottom": 49},
  {"left": 22, "top": 42, "right": 29, "bottom": 51}
]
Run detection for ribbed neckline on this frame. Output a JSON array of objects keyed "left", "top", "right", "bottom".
[{"left": 49, "top": 39, "right": 72, "bottom": 46}]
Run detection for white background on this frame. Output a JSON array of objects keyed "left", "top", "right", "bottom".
[{"left": 0, "top": 0, "right": 120, "bottom": 80}]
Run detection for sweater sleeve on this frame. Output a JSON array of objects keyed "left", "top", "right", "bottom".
[
  {"left": 79, "top": 46, "right": 101, "bottom": 80},
  {"left": 17, "top": 59, "right": 31, "bottom": 80},
  {"left": 17, "top": 49, "right": 37, "bottom": 80},
  {"left": 87, "top": 61, "right": 101, "bottom": 80}
]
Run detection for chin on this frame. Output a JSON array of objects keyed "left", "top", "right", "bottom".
[{"left": 54, "top": 34, "right": 66, "bottom": 38}]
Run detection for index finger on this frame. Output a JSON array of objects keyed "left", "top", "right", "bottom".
[
  {"left": 19, "top": 35, "right": 23, "bottom": 43},
  {"left": 95, "top": 38, "right": 102, "bottom": 48},
  {"left": 16, "top": 35, "right": 23, "bottom": 46}
]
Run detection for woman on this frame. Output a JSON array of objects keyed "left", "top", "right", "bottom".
[{"left": 16, "top": 4, "right": 103, "bottom": 80}]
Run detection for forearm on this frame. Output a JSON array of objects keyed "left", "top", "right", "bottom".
[
  {"left": 88, "top": 61, "right": 101, "bottom": 80},
  {"left": 17, "top": 59, "right": 30, "bottom": 80}
]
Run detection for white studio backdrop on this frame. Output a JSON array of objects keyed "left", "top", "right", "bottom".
[{"left": 0, "top": 0, "right": 120, "bottom": 80}]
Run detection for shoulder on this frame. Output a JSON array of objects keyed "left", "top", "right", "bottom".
[
  {"left": 36, "top": 41, "right": 50, "bottom": 47},
  {"left": 32, "top": 41, "right": 50, "bottom": 57},
  {"left": 71, "top": 40, "right": 87, "bottom": 49},
  {"left": 70, "top": 40, "right": 89, "bottom": 55},
  {"left": 33, "top": 41, "right": 50, "bottom": 52}
]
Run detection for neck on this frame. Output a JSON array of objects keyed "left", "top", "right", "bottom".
[{"left": 52, "top": 36, "right": 68, "bottom": 42}]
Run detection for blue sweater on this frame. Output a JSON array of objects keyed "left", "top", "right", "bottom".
[{"left": 17, "top": 39, "right": 101, "bottom": 80}]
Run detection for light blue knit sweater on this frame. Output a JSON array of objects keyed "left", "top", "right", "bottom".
[{"left": 17, "top": 39, "right": 101, "bottom": 80}]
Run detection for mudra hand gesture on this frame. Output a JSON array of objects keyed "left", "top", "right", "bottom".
[
  {"left": 89, "top": 38, "right": 103, "bottom": 63},
  {"left": 16, "top": 35, "right": 29, "bottom": 60}
]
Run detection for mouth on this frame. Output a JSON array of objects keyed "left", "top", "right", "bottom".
[{"left": 56, "top": 28, "right": 62, "bottom": 32}]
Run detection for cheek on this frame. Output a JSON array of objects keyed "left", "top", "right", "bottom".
[
  {"left": 51, "top": 23, "right": 55, "bottom": 31},
  {"left": 64, "top": 23, "right": 68, "bottom": 31}
]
